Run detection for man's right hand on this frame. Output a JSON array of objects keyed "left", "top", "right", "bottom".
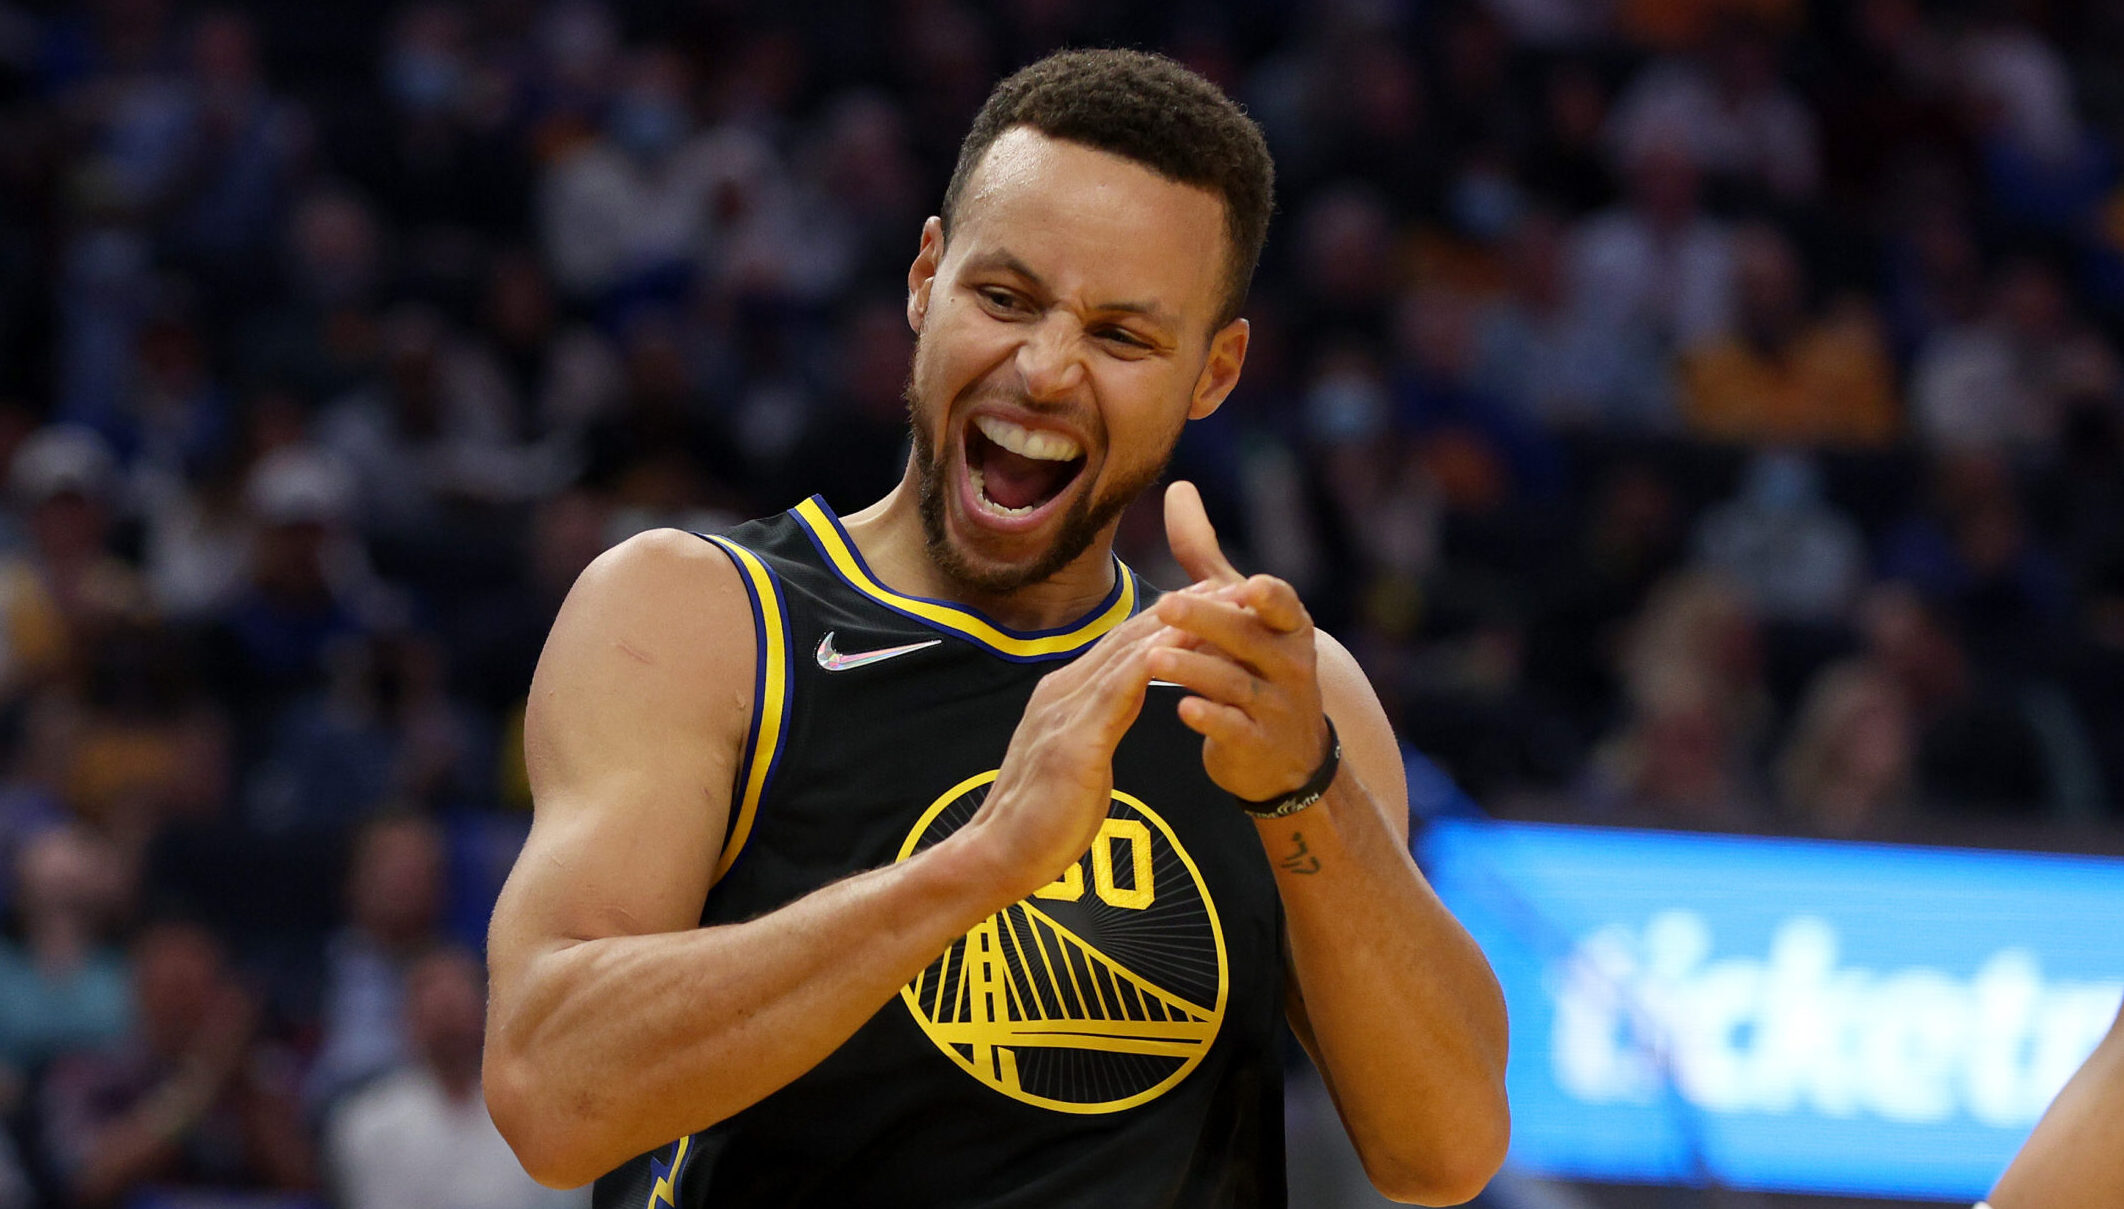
[{"left": 955, "top": 607, "right": 1179, "bottom": 905}]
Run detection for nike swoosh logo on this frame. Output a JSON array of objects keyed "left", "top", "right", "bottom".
[{"left": 815, "top": 631, "right": 943, "bottom": 672}]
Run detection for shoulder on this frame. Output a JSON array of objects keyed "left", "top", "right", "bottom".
[
  {"left": 1310, "top": 628, "right": 1376, "bottom": 721},
  {"left": 550, "top": 528, "right": 755, "bottom": 657},
  {"left": 577, "top": 526, "right": 746, "bottom": 596},
  {"left": 527, "top": 527, "right": 759, "bottom": 797}
]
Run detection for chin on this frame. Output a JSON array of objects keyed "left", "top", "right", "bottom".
[
  {"left": 903, "top": 370, "right": 1175, "bottom": 597},
  {"left": 912, "top": 428, "right": 1131, "bottom": 597}
]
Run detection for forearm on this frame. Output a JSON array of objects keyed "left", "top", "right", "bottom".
[
  {"left": 486, "top": 834, "right": 1011, "bottom": 1187},
  {"left": 1264, "top": 770, "right": 1508, "bottom": 1204}
]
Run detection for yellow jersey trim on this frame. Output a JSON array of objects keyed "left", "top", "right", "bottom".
[
  {"left": 646, "top": 1134, "right": 691, "bottom": 1208},
  {"left": 702, "top": 535, "right": 790, "bottom": 883},
  {"left": 790, "top": 497, "right": 1136, "bottom": 660}
]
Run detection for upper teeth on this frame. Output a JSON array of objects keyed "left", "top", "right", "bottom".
[{"left": 975, "top": 415, "right": 1081, "bottom": 462}]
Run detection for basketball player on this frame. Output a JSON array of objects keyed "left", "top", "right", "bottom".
[{"left": 483, "top": 49, "right": 1510, "bottom": 1207}]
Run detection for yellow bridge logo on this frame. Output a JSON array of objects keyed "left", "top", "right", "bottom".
[{"left": 897, "top": 771, "right": 1228, "bottom": 1113}]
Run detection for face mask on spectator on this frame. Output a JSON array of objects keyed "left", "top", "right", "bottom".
[
  {"left": 1449, "top": 168, "right": 1524, "bottom": 242},
  {"left": 386, "top": 48, "right": 463, "bottom": 113},
  {"left": 612, "top": 96, "right": 687, "bottom": 159}
]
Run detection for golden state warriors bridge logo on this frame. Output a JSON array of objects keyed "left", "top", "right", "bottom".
[{"left": 896, "top": 771, "right": 1228, "bottom": 1114}]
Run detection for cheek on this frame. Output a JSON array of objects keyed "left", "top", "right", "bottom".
[
  {"left": 1093, "top": 368, "right": 1189, "bottom": 454},
  {"left": 913, "top": 303, "right": 1004, "bottom": 397}
]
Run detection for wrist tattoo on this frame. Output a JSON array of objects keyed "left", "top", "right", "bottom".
[{"left": 1276, "top": 831, "right": 1321, "bottom": 875}]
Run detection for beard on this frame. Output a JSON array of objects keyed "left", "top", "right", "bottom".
[{"left": 904, "top": 369, "right": 1173, "bottom": 597}]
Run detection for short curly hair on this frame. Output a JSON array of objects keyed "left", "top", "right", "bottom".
[{"left": 940, "top": 48, "right": 1275, "bottom": 329}]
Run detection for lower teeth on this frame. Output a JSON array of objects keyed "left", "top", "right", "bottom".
[{"left": 969, "top": 465, "right": 1037, "bottom": 516}]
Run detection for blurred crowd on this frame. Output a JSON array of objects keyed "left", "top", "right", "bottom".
[{"left": 0, "top": 0, "right": 2122, "bottom": 1203}]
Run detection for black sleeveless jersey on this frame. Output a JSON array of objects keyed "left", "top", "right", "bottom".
[{"left": 592, "top": 496, "right": 1289, "bottom": 1209}]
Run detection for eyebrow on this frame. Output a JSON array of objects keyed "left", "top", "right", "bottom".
[{"left": 968, "top": 249, "right": 1179, "bottom": 328}]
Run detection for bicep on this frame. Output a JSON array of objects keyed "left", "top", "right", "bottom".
[{"left": 490, "top": 530, "right": 758, "bottom": 980}]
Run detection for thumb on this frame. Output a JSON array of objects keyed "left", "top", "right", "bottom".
[{"left": 1164, "top": 480, "right": 1241, "bottom": 587}]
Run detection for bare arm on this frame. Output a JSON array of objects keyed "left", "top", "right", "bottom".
[
  {"left": 1269, "top": 637, "right": 1509, "bottom": 1204},
  {"left": 1988, "top": 999, "right": 2124, "bottom": 1209},
  {"left": 484, "top": 529, "right": 1180, "bottom": 1187},
  {"left": 1151, "top": 483, "right": 1509, "bottom": 1206}
]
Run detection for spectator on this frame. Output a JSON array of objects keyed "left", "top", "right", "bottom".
[
  {"left": 777, "top": 296, "right": 916, "bottom": 514},
  {"left": 1880, "top": 453, "right": 2071, "bottom": 671},
  {"left": 236, "top": 188, "right": 385, "bottom": 404},
  {"left": 316, "top": 302, "right": 540, "bottom": 545},
  {"left": 155, "top": 9, "right": 302, "bottom": 298},
  {"left": 1568, "top": 136, "right": 1735, "bottom": 352},
  {"left": 577, "top": 311, "right": 747, "bottom": 533},
  {"left": 1776, "top": 659, "right": 1917, "bottom": 837},
  {"left": 1475, "top": 209, "right": 1674, "bottom": 432},
  {"left": 1677, "top": 222, "right": 1900, "bottom": 447},
  {"left": 0, "top": 824, "right": 134, "bottom": 1075},
  {"left": 59, "top": 288, "right": 231, "bottom": 486},
  {"left": 324, "top": 945, "right": 584, "bottom": 1209},
  {"left": 1690, "top": 450, "right": 1867, "bottom": 623},
  {"left": 247, "top": 628, "right": 490, "bottom": 832},
  {"left": 450, "top": 486, "right": 611, "bottom": 723},
  {"left": 304, "top": 812, "right": 446, "bottom": 1112},
  {"left": 1613, "top": 570, "right": 1773, "bottom": 769},
  {"left": 1909, "top": 256, "right": 2117, "bottom": 456},
  {"left": 40, "top": 918, "right": 313, "bottom": 1206},
  {"left": 1519, "top": 60, "right": 1617, "bottom": 216},
  {"left": 457, "top": 247, "right": 608, "bottom": 462},
  {"left": 538, "top": 47, "right": 738, "bottom": 303},
  {"left": 22, "top": 618, "right": 229, "bottom": 840},
  {"left": 1858, "top": 583, "right": 2054, "bottom": 814},
  {"left": 0, "top": 427, "right": 146, "bottom": 706},
  {"left": 1957, "top": 5, "right": 2113, "bottom": 235},
  {"left": 1585, "top": 658, "right": 1769, "bottom": 831},
  {"left": 1287, "top": 182, "right": 1401, "bottom": 357},
  {"left": 1607, "top": 16, "right": 1820, "bottom": 201},
  {"left": 339, "top": 3, "right": 534, "bottom": 250},
  {"left": 1391, "top": 283, "right": 1558, "bottom": 502}
]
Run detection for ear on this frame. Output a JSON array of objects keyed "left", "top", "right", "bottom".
[
  {"left": 907, "top": 216, "right": 944, "bottom": 334},
  {"left": 1187, "top": 317, "right": 1249, "bottom": 421}
]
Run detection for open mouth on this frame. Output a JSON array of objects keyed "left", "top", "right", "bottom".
[{"left": 964, "top": 414, "right": 1087, "bottom": 519}]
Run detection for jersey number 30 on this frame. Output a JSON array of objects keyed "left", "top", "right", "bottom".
[{"left": 1034, "top": 818, "right": 1155, "bottom": 910}]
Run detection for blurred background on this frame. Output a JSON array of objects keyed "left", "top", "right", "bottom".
[{"left": 0, "top": 0, "right": 2121, "bottom": 1205}]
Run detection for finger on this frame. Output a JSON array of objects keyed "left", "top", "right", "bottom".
[
  {"left": 1164, "top": 480, "right": 1243, "bottom": 587},
  {"left": 1154, "top": 592, "right": 1300, "bottom": 679},
  {"left": 1063, "top": 605, "right": 1175, "bottom": 681},
  {"left": 1077, "top": 642, "right": 1159, "bottom": 745},
  {"left": 1148, "top": 646, "right": 1261, "bottom": 708},
  {"left": 1242, "top": 574, "right": 1309, "bottom": 636},
  {"left": 1176, "top": 694, "right": 1259, "bottom": 746}
]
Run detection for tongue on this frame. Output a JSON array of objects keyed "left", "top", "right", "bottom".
[{"left": 982, "top": 443, "right": 1068, "bottom": 510}]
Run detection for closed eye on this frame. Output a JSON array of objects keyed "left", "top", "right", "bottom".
[{"left": 1095, "top": 327, "right": 1149, "bottom": 350}]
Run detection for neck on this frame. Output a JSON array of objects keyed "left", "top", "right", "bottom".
[{"left": 837, "top": 473, "right": 1122, "bottom": 634}]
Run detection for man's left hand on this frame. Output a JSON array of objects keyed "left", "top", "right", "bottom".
[{"left": 1151, "top": 480, "right": 1333, "bottom": 804}]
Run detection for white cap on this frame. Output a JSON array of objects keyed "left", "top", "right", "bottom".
[
  {"left": 10, "top": 425, "right": 116, "bottom": 506},
  {"left": 246, "top": 447, "right": 357, "bottom": 526}
]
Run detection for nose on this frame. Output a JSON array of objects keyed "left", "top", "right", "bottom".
[{"left": 1015, "top": 314, "right": 1086, "bottom": 404}]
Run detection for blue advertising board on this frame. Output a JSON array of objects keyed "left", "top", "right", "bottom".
[{"left": 1418, "top": 819, "right": 2124, "bottom": 1201}]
